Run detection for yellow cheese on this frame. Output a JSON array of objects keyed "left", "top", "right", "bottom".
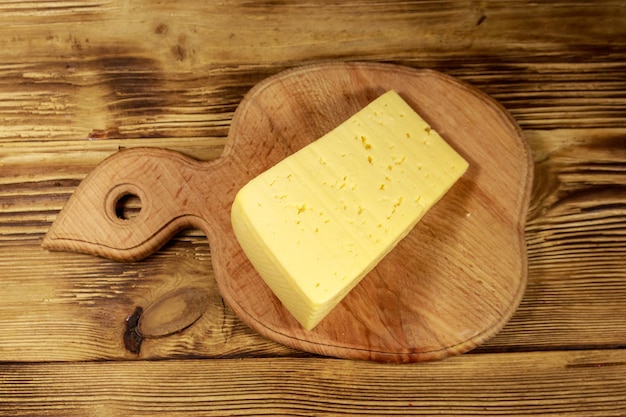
[{"left": 231, "top": 90, "right": 469, "bottom": 330}]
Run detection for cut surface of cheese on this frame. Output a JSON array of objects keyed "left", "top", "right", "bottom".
[{"left": 231, "top": 90, "right": 469, "bottom": 330}]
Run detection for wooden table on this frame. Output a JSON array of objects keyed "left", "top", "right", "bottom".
[{"left": 1, "top": 1, "right": 625, "bottom": 415}]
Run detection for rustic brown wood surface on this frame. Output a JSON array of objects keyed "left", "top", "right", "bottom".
[{"left": 1, "top": 0, "right": 625, "bottom": 415}]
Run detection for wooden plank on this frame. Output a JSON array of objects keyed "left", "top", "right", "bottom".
[
  {"left": 0, "top": 238, "right": 304, "bottom": 361},
  {"left": 0, "top": 0, "right": 624, "bottom": 145},
  {"left": 1, "top": 350, "right": 625, "bottom": 416}
]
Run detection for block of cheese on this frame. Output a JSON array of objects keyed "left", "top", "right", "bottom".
[{"left": 231, "top": 90, "right": 469, "bottom": 330}]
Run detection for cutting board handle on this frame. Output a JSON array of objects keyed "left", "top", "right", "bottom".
[{"left": 42, "top": 147, "right": 226, "bottom": 261}]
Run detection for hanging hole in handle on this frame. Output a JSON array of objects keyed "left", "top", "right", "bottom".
[
  {"left": 116, "top": 193, "right": 142, "bottom": 220},
  {"left": 106, "top": 184, "right": 146, "bottom": 224}
]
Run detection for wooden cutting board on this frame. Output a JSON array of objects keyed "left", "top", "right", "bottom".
[{"left": 43, "top": 62, "right": 533, "bottom": 362}]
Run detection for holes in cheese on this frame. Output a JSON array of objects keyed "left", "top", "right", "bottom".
[{"left": 231, "top": 90, "right": 469, "bottom": 330}]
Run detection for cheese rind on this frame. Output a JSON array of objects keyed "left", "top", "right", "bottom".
[{"left": 231, "top": 90, "right": 469, "bottom": 330}]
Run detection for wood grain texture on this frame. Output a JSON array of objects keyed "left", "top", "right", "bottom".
[
  {"left": 0, "top": 1, "right": 624, "bottom": 145},
  {"left": 1, "top": 350, "right": 625, "bottom": 416},
  {"left": 0, "top": 2, "right": 623, "bottom": 363},
  {"left": 483, "top": 128, "right": 626, "bottom": 352},
  {"left": 1, "top": 0, "right": 625, "bottom": 413}
]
